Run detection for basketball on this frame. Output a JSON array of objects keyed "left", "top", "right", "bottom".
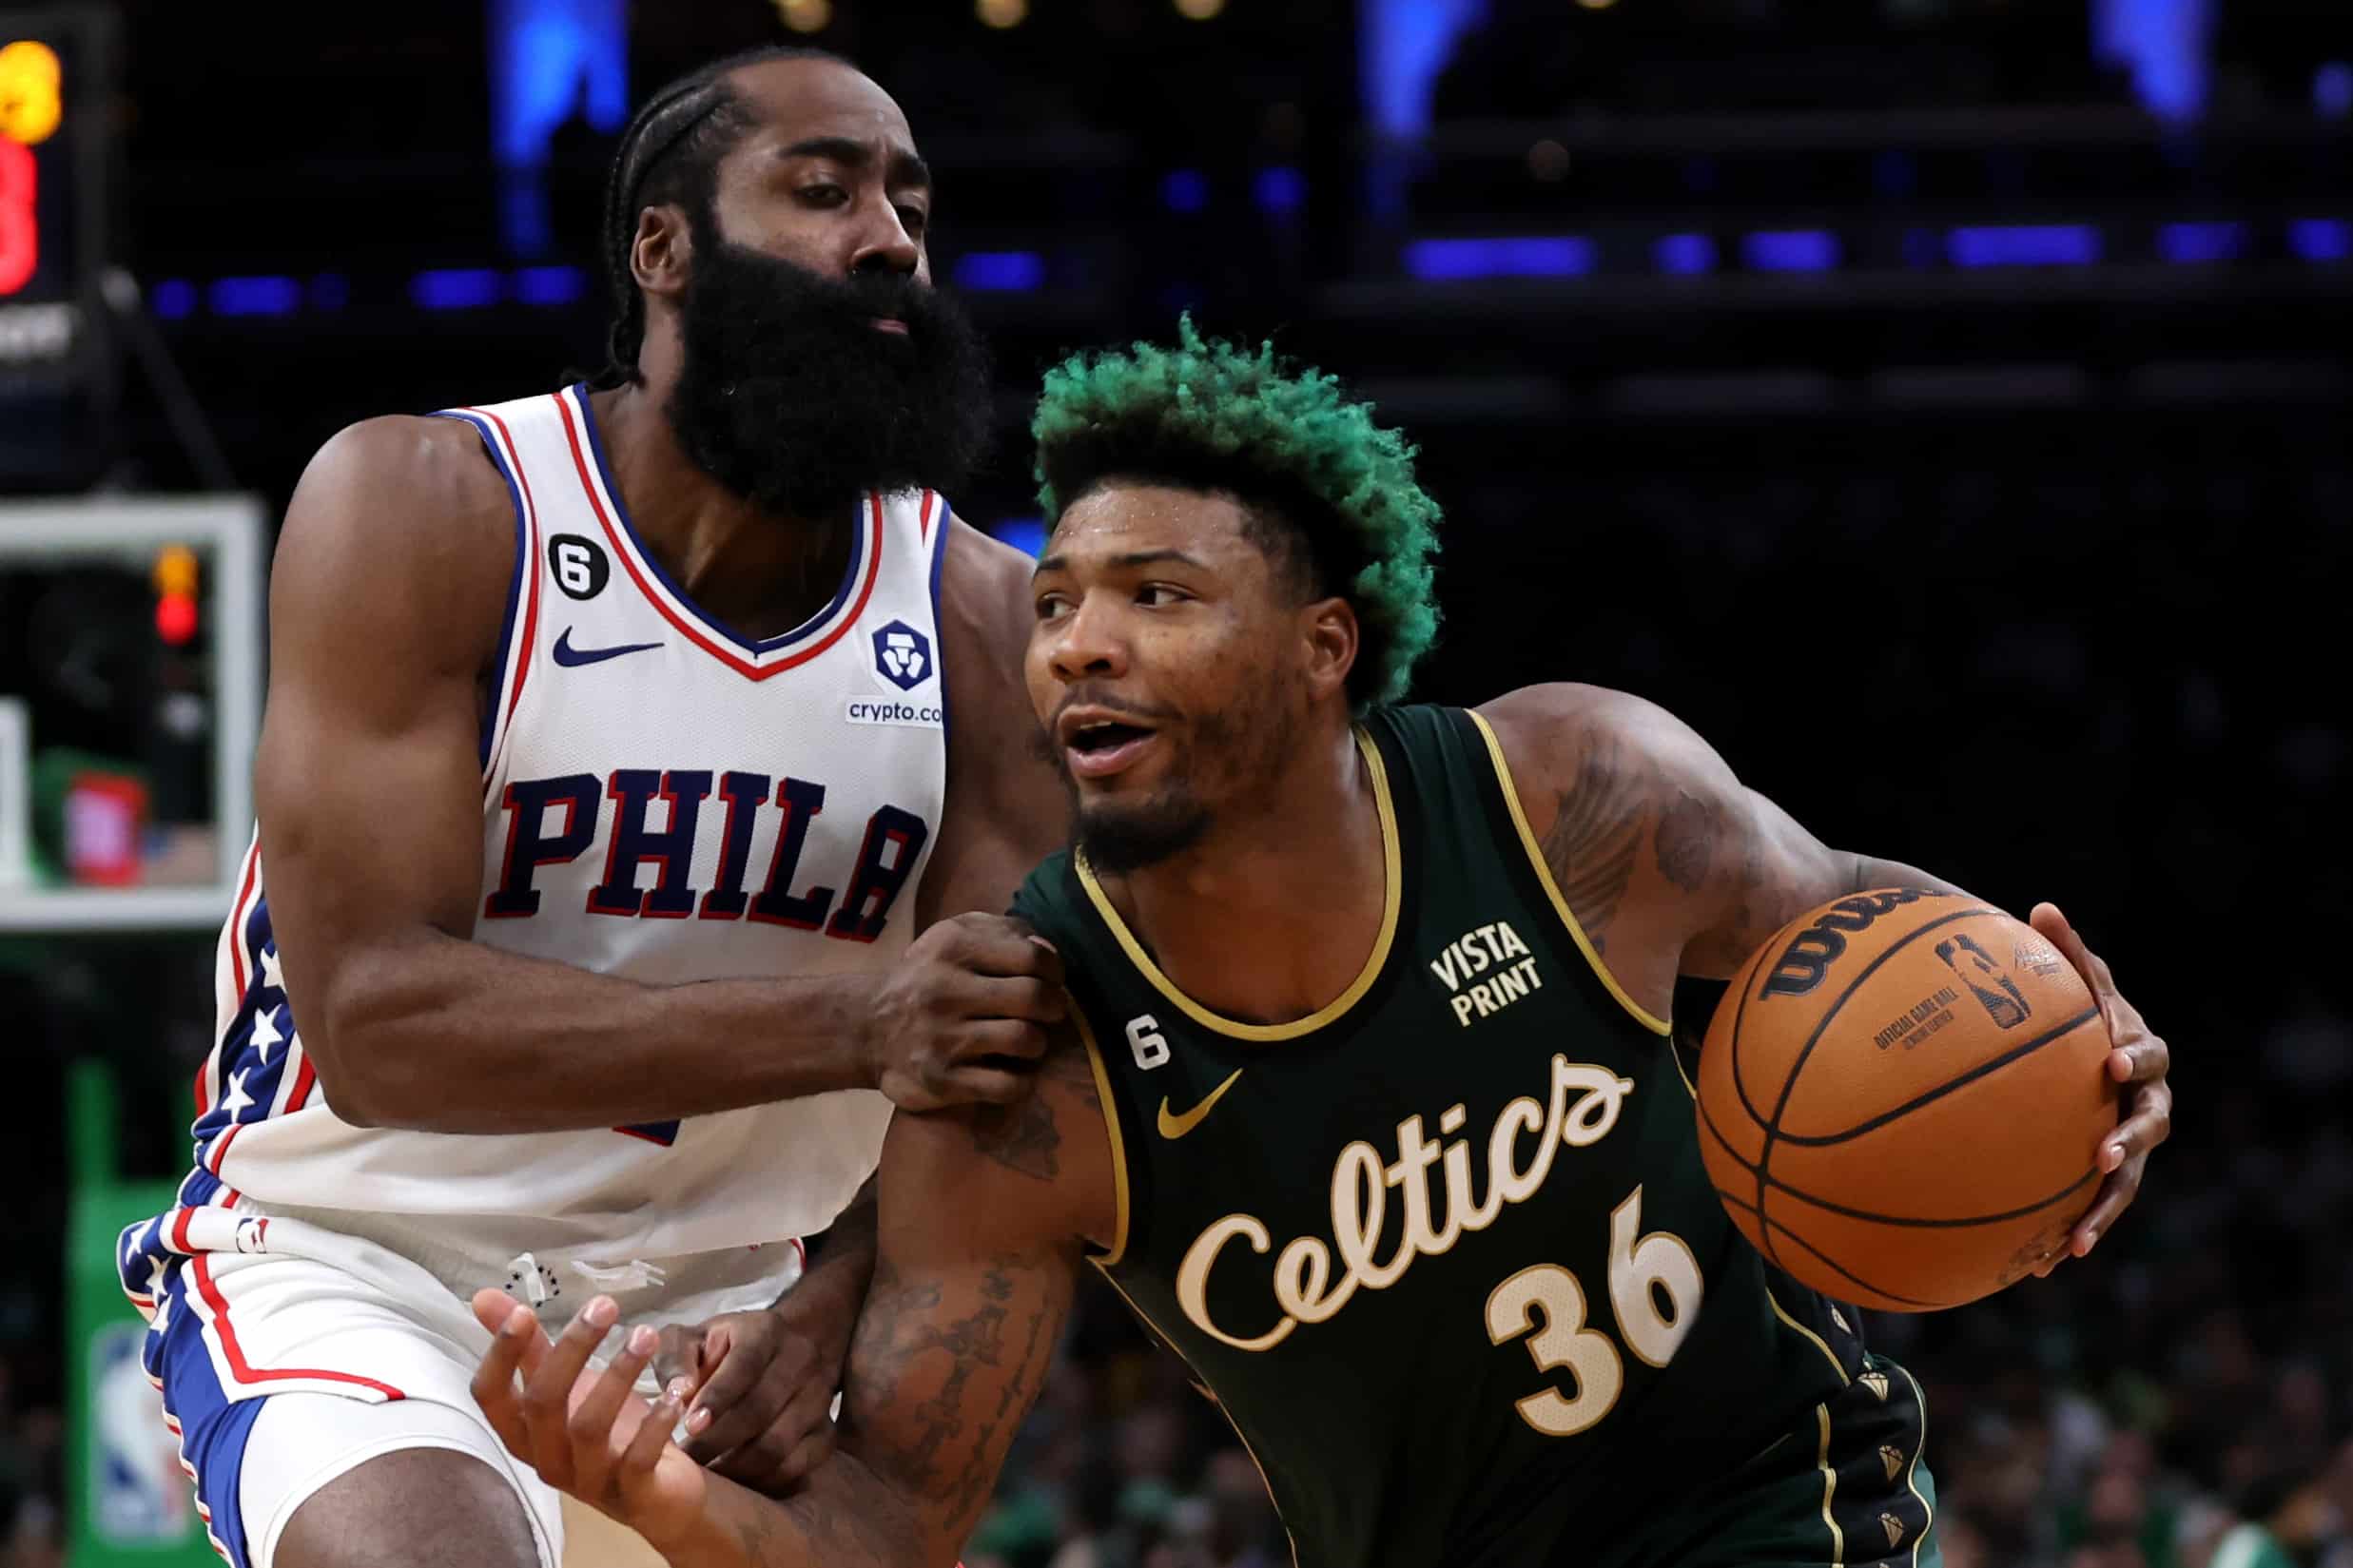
[{"left": 1695, "top": 891, "right": 2119, "bottom": 1312}]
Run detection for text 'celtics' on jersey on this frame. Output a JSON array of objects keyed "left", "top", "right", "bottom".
[{"left": 1014, "top": 705, "right": 1919, "bottom": 1568}]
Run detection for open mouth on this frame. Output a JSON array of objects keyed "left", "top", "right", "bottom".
[{"left": 1063, "top": 719, "right": 1158, "bottom": 779}]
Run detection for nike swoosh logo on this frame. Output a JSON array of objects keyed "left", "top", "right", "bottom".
[
  {"left": 1157, "top": 1069, "right": 1243, "bottom": 1140},
  {"left": 553, "top": 628, "right": 663, "bottom": 668}
]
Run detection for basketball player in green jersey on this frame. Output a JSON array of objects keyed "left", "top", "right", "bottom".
[{"left": 467, "top": 323, "right": 2175, "bottom": 1568}]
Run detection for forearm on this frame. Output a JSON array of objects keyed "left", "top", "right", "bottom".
[
  {"left": 1845, "top": 852, "right": 1970, "bottom": 900},
  {"left": 786, "top": 1177, "right": 879, "bottom": 1301},
  {"left": 314, "top": 931, "right": 868, "bottom": 1132},
  {"left": 1682, "top": 792, "right": 1978, "bottom": 977},
  {"left": 668, "top": 1457, "right": 924, "bottom": 1568}
]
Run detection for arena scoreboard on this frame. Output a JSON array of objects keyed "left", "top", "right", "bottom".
[{"left": 0, "top": 9, "right": 116, "bottom": 453}]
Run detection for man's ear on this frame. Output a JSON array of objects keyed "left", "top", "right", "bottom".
[
  {"left": 631, "top": 204, "right": 694, "bottom": 303},
  {"left": 1301, "top": 596, "right": 1360, "bottom": 706}
]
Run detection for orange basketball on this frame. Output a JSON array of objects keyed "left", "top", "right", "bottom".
[{"left": 1695, "top": 890, "right": 2118, "bottom": 1311}]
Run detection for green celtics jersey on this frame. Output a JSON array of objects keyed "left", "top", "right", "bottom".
[{"left": 1012, "top": 705, "right": 1873, "bottom": 1568}]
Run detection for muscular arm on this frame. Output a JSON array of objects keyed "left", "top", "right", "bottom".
[
  {"left": 263, "top": 420, "right": 874, "bottom": 1132},
  {"left": 1478, "top": 684, "right": 1964, "bottom": 1022},
  {"left": 916, "top": 519, "right": 1069, "bottom": 926},
  {"left": 662, "top": 1033, "right": 1115, "bottom": 1568}
]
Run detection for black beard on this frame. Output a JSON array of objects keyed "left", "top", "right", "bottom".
[
  {"left": 664, "top": 216, "right": 992, "bottom": 519},
  {"left": 1076, "top": 795, "right": 1215, "bottom": 876}
]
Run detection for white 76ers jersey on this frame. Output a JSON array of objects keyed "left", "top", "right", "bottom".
[{"left": 139, "top": 383, "right": 948, "bottom": 1279}]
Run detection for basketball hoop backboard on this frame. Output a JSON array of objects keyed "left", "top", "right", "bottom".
[{"left": 0, "top": 494, "right": 262, "bottom": 932}]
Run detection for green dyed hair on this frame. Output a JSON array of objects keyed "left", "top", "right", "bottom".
[{"left": 1031, "top": 319, "right": 1442, "bottom": 710}]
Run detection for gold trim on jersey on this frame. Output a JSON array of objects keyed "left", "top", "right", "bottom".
[
  {"left": 1896, "top": 1362, "right": 1935, "bottom": 1567},
  {"left": 1667, "top": 1037, "right": 1700, "bottom": 1099},
  {"left": 1815, "top": 1403, "right": 1847, "bottom": 1564},
  {"left": 1466, "top": 710, "right": 1671, "bottom": 1037},
  {"left": 1768, "top": 1286, "right": 1854, "bottom": 1388},
  {"left": 1070, "top": 1010, "right": 1132, "bottom": 1268},
  {"left": 1089, "top": 1262, "right": 1304, "bottom": 1568},
  {"left": 1075, "top": 728, "right": 1401, "bottom": 1042}
]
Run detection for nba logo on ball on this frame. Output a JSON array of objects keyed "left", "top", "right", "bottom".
[{"left": 872, "top": 621, "right": 932, "bottom": 692}]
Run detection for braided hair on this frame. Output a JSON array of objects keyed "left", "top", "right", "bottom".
[{"left": 588, "top": 46, "right": 846, "bottom": 390}]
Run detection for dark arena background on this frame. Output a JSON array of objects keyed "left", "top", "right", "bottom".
[{"left": 2, "top": 3, "right": 2347, "bottom": 1566}]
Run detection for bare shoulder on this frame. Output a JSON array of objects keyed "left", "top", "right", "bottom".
[
  {"left": 936, "top": 515, "right": 1035, "bottom": 658},
  {"left": 270, "top": 416, "right": 518, "bottom": 678},
  {"left": 1475, "top": 681, "right": 1725, "bottom": 802},
  {"left": 933, "top": 515, "right": 1037, "bottom": 748},
  {"left": 1471, "top": 683, "right": 1747, "bottom": 1004},
  {"left": 284, "top": 416, "right": 515, "bottom": 553},
  {"left": 917, "top": 513, "right": 1066, "bottom": 920}
]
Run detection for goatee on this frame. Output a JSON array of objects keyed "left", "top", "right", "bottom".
[
  {"left": 1076, "top": 797, "right": 1215, "bottom": 876},
  {"left": 665, "top": 213, "right": 993, "bottom": 520}
]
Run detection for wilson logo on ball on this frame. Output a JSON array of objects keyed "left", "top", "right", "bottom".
[{"left": 1757, "top": 888, "right": 1930, "bottom": 999}]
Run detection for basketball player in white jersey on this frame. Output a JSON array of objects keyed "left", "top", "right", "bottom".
[{"left": 114, "top": 47, "right": 1065, "bottom": 1568}]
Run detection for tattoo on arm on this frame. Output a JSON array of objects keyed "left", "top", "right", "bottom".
[
  {"left": 1652, "top": 790, "right": 1717, "bottom": 893},
  {"left": 965, "top": 1098, "right": 1060, "bottom": 1179},
  {"left": 1680, "top": 825, "right": 1967, "bottom": 979},
  {"left": 1511, "top": 687, "right": 1975, "bottom": 988},
  {"left": 1538, "top": 733, "right": 1649, "bottom": 954},
  {"left": 843, "top": 1249, "right": 1075, "bottom": 1544},
  {"left": 963, "top": 1032, "right": 1100, "bottom": 1180}
]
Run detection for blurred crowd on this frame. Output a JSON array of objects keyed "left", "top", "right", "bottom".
[{"left": 0, "top": 1348, "right": 61, "bottom": 1568}]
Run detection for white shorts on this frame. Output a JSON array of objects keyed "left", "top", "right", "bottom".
[{"left": 131, "top": 1207, "right": 803, "bottom": 1568}]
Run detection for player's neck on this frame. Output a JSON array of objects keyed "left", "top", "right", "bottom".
[
  {"left": 588, "top": 382, "right": 854, "bottom": 640},
  {"left": 1115, "top": 726, "right": 1387, "bottom": 1028}
]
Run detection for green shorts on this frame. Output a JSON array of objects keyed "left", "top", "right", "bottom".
[{"left": 1604, "top": 1354, "right": 1942, "bottom": 1568}]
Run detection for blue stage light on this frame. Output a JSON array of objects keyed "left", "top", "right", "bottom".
[
  {"left": 411, "top": 269, "right": 506, "bottom": 311},
  {"left": 1946, "top": 225, "right": 2101, "bottom": 268},
  {"left": 2157, "top": 222, "right": 2246, "bottom": 263},
  {"left": 1653, "top": 234, "right": 1717, "bottom": 276},
  {"left": 2091, "top": 0, "right": 2212, "bottom": 121},
  {"left": 1254, "top": 166, "right": 1306, "bottom": 215},
  {"left": 1360, "top": 0, "right": 1488, "bottom": 141},
  {"left": 489, "top": 0, "right": 627, "bottom": 165},
  {"left": 489, "top": 0, "right": 627, "bottom": 255},
  {"left": 1405, "top": 236, "right": 1595, "bottom": 281},
  {"left": 2289, "top": 219, "right": 2352, "bottom": 261},
  {"left": 953, "top": 252, "right": 1046, "bottom": 292},
  {"left": 150, "top": 280, "right": 197, "bottom": 319},
  {"left": 2319, "top": 62, "right": 2353, "bottom": 118},
  {"left": 1742, "top": 230, "right": 1841, "bottom": 273},
  {"left": 512, "top": 266, "right": 589, "bottom": 306},
  {"left": 1161, "top": 169, "right": 1210, "bottom": 214},
  {"left": 991, "top": 517, "right": 1045, "bottom": 557},
  {"left": 208, "top": 277, "right": 301, "bottom": 318}
]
